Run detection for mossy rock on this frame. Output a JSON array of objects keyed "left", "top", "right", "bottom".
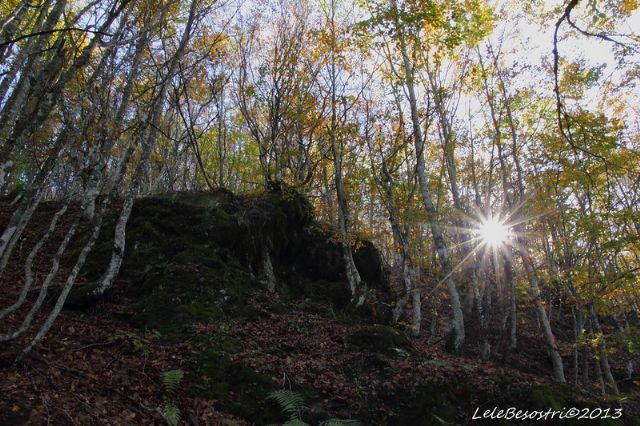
[
  {"left": 523, "top": 383, "right": 625, "bottom": 426},
  {"left": 128, "top": 257, "right": 254, "bottom": 336},
  {"left": 353, "top": 239, "right": 385, "bottom": 288},
  {"left": 73, "top": 190, "right": 390, "bottom": 316},
  {"left": 268, "top": 185, "right": 314, "bottom": 228},
  {"left": 291, "top": 279, "right": 351, "bottom": 309},
  {"left": 68, "top": 188, "right": 392, "bottom": 339},
  {"left": 64, "top": 282, "right": 104, "bottom": 310},
  {"left": 296, "top": 227, "right": 386, "bottom": 290},
  {"left": 345, "top": 325, "right": 416, "bottom": 357},
  {"left": 296, "top": 229, "right": 344, "bottom": 281}
]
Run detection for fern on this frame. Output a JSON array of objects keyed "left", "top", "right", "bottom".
[
  {"left": 162, "top": 369, "right": 184, "bottom": 394},
  {"left": 267, "top": 390, "right": 308, "bottom": 420},
  {"left": 321, "top": 420, "right": 362, "bottom": 426},
  {"left": 267, "top": 390, "right": 361, "bottom": 426},
  {"left": 162, "top": 403, "right": 181, "bottom": 426},
  {"left": 282, "top": 420, "right": 310, "bottom": 426}
]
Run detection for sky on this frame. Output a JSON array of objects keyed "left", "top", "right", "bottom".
[{"left": 497, "top": 0, "right": 640, "bottom": 112}]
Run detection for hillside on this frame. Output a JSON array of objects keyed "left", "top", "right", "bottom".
[{"left": 1, "top": 190, "right": 635, "bottom": 425}]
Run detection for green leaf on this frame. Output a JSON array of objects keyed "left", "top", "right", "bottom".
[
  {"left": 267, "top": 390, "right": 308, "bottom": 420},
  {"left": 321, "top": 419, "right": 363, "bottom": 426},
  {"left": 162, "top": 404, "right": 181, "bottom": 426},
  {"left": 283, "top": 420, "right": 311, "bottom": 426},
  {"left": 162, "top": 369, "right": 184, "bottom": 394}
]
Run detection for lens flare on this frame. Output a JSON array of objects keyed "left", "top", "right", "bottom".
[{"left": 478, "top": 218, "right": 510, "bottom": 248}]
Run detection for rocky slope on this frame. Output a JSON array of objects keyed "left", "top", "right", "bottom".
[{"left": 0, "top": 189, "right": 635, "bottom": 425}]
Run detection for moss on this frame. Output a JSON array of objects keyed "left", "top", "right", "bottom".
[
  {"left": 287, "top": 318, "right": 315, "bottom": 335},
  {"left": 66, "top": 193, "right": 256, "bottom": 332},
  {"left": 65, "top": 282, "right": 103, "bottom": 310},
  {"left": 190, "top": 329, "right": 244, "bottom": 358},
  {"left": 326, "top": 305, "right": 360, "bottom": 325},
  {"left": 268, "top": 301, "right": 290, "bottom": 315},
  {"left": 190, "top": 348, "right": 284, "bottom": 424},
  {"left": 72, "top": 190, "right": 390, "bottom": 321},
  {"left": 128, "top": 256, "right": 254, "bottom": 336},
  {"left": 386, "top": 380, "right": 462, "bottom": 425},
  {"left": 528, "top": 383, "right": 567, "bottom": 411},
  {"left": 294, "top": 228, "right": 386, "bottom": 290},
  {"left": 296, "top": 228, "right": 344, "bottom": 281},
  {"left": 291, "top": 279, "right": 351, "bottom": 309}
]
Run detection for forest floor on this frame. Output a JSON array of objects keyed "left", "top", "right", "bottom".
[{"left": 0, "top": 193, "right": 638, "bottom": 425}]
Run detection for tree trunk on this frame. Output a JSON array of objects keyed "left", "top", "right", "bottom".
[
  {"left": 0, "top": 203, "right": 67, "bottom": 320},
  {"left": 327, "top": 0, "right": 365, "bottom": 308},
  {"left": 394, "top": 18, "right": 464, "bottom": 351},
  {"left": 260, "top": 244, "right": 277, "bottom": 293},
  {"left": 81, "top": 0, "right": 170, "bottom": 208},
  {"left": 7, "top": 116, "right": 136, "bottom": 352},
  {"left": 17, "top": 203, "right": 106, "bottom": 361},
  {"left": 0, "top": 213, "right": 78, "bottom": 343},
  {"left": 503, "top": 253, "right": 517, "bottom": 350},
  {"left": 518, "top": 238, "right": 565, "bottom": 382},
  {"left": 0, "top": 0, "right": 130, "bottom": 185},
  {"left": 591, "top": 306, "right": 619, "bottom": 395},
  {"left": 88, "top": 0, "right": 200, "bottom": 297}
]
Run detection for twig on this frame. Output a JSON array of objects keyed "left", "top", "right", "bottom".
[
  {"left": 122, "top": 393, "right": 156, "bottom": 415},
  {"left": 28, "top": 371, "right": 51, "bottom": 426},
  {"left": 69, "top": 339, "right": 118, "bottom": 353},
  {"left": 73, "top": 395, "right": 104, "bottom": 423},
  {"left": 0, "top": 28, "right": 113, "bottom": 48}
]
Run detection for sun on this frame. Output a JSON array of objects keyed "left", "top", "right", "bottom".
[{"left": 478, "top": 217, "right": 510, "bottom": 248}]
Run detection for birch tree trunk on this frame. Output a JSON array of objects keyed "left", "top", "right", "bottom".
[
  {"left": 0, "top": 79, "right": 103, "bottom": 269},
  {"left": 332, "top": 139, "right": 366, "bottom": 307},
  {"left": 591, "top": 306, "right": 619, "bottom": 395},
  {"left": 0, "top": 0, "right": 130, "bottom": 188},
  {"left": 375, "top": 162, "right": 418, "bottom": 333},
  {"left": 0, "top": 204, "right": 67, "bottom": 320},
  {"left": 81, "top": 10, "right": 160, "bottom": 218},
  {"left": 0, "top": 0, "right": 56, "bottom": 122},
  {"left": 518, "top": 236, "right": 566, "bottom": 382},
  {"left": 9, "top": 130, "right": 135, "bottom": 355},
  {"left": 503, "top": 252, "right": 517, "bottom": 350},
  {"left": 615, "top": 314, "right": 634, "bottom": 379},
  {"left": 0, "top": 0, "right": 30, "bottom": 62},
  {"left": 326, "top": 0, "right": 365, "bottom": 308},
  {"left": 393, "top": 11, "right": 464, "bottom": 351},
  {"left": 0, "top": 210, "right": 78, "bottom": 343},
  {"left": 90, "top": 0, "right": 201, "bottom": 298},
  {"left": 17, "top": 206, "right": 106, "bottom": 361}
]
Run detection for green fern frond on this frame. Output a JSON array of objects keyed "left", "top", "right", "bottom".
[
  {"left": 162, "top": 403, "right": 182, "bottom": 426},
  {"left": 267, "top": 389, "right": 308, "bottom": 420},
  {"left": 320, "top": 420, "right": 362, "bottom": 426},
  {"left": 283, "top": 419, "right": 311, "bottom": 426},
  {"left": 162, "top": 369, "right": 184, "bottom": 394}
]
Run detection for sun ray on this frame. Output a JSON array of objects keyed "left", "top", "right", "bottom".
[
  {"left": 478, "top": 217, "right": 510, "bottom": 248},
  {"left": 425, "top": 242, "right": 486, "bottom": 299}
]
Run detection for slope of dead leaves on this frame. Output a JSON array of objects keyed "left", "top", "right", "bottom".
[{"left": 1, "top": 200, "right": 638, "bottom": 425}]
